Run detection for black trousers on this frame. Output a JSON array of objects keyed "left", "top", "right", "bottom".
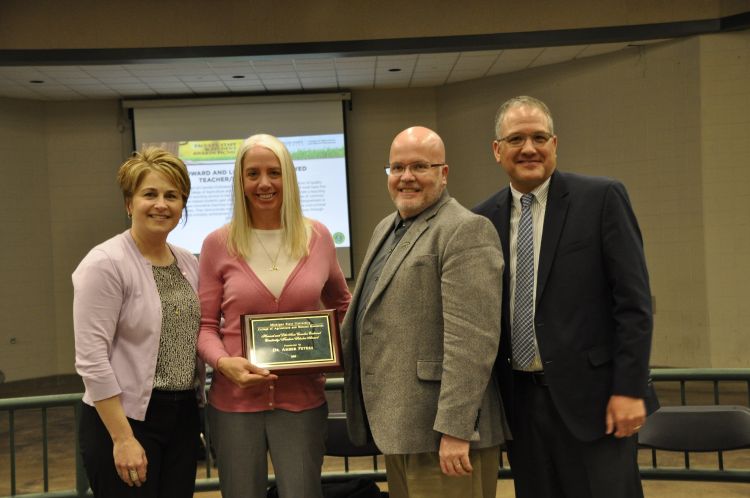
[
  {"left": 507, "top": 372, "right": 644, "bottom": 498},
  {"left": 78, "top": 390, "right": 200, "bottom": 498}
]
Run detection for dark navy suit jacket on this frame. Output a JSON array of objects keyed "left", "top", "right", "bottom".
[{"left": 474, "top": 170, "right": 657, "bottom": 442}]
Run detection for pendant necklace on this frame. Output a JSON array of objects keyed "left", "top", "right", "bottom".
[{"left": 255, "top": 231, "right": 282, "bottom": 271}]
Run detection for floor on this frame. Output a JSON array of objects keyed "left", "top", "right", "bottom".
[{"left": 1, "top": 375, "right": 748, "bottom": 497}]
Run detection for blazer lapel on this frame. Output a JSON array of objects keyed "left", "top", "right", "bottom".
[
  {"left": 537, "top": 171, "right": 569, "bottom": 303},
  {"left": 494, "top": 188, "right": 511, "bottom": 264},
  {"left": 367, "top": 193, "right": 451, "bottom": 307}
]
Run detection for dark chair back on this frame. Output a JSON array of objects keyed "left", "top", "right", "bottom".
[
  {"left": 638, "top": 405, "right": 750, "bottom": 452},
  {"left": 325, "top": 412, "right": 381, "bottom": 457}
]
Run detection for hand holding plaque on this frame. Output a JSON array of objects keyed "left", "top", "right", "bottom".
[
  {"left": 240, "top": 309, "right": 343, "bottom": 374},
  {"left": 216, "top": 356, "right": 278, "bottom": 387}
]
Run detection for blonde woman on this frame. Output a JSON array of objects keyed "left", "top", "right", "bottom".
[
  {"left": 198, "top": 134, "right": 351, "bottom": 498},
  {"left": 74, "top": 148, "right": 203, "bottom": 497}
]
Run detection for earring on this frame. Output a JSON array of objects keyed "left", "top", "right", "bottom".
[{"left": 127, "top": 212, "right": 132, "bottom": 219}]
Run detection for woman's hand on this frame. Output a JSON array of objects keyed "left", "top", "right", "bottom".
[
  {"left": 93, "top": 395, "right": 149, "bottom": 486},
  {"left": 217, "top": 356, "right": 278, "bottom": 388},
  {"left": 113, "top": 435, "right": 148, "bottom": 486}
]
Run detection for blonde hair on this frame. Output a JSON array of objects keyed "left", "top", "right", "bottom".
[
  {"left": 117, "top": 147, "right": 191, "bottom": 216},
  {"left": 227, "top": 134, "right": 309, "bottom": 259}
]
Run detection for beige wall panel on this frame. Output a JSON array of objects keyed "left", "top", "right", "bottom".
[
  {"left": 44, "top": 100, "right": 132, "bottom": 376},
  {"left": 345, "top": 88, "right": 438, "bottom": 277},
  {"left": 0, "top": 0, "right": 737, "bottom": 50},
  {"left": 0, "top": 97, "right": 57, "bottom": 382},
  {"left": 699, "top": 31, "right": 750, "bottom": 368}
]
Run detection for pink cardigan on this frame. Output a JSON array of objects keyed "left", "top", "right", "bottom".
[
  {"left": 73, "top": 230, "right": 202, "bottom": 421},
  {"left": 197, "top": 221, "right": 351, "bottom": 413}
]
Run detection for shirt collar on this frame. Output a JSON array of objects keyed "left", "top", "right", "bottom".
[{"left": 510, "top": 176, "right": 551, "bottom": 210}]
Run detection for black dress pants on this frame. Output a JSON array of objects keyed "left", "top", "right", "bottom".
[
  {"left": 507, "top": 372, "right": 644, "bottom": 498},
  {"left": 78, "top": 390, "right": 200, "bottom": 498}
]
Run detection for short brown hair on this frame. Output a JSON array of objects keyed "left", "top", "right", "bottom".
[
  {"left": 117, "top": 147, "right": 191, "bottom": 208},
  {"left": 494, "top": 95, "right": 555, "bottom": 138}
]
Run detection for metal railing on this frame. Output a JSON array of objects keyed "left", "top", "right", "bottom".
[
  {"left": 1, "top": 368, "right": 748, "bottom": 497},
  {"left": 0, "top": 393, "right": 89, "bottom": 498}
]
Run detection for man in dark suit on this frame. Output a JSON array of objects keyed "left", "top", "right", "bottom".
[{"left": 474, "top": 96, "right": 656, "bottom": 498}]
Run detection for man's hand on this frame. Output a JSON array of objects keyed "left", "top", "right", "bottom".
[
  {"left": 217, "top": 356, "right": 278, "bottom": 388},
  {"left": 606, "top": 395, "right": 646, "bottom": 438},
  {"left": 439, "top": 434, "right": 472, "bottom": 476}
]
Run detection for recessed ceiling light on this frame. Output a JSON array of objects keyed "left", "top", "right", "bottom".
[
  {"left": 29, "top": 80, "right": 45, "bottom": 84},
  {"left": 388, "top": 68, "right": 401, "bottom": 72}
]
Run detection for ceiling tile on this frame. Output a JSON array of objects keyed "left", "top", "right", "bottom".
[
  {"left": 486, "top": 59, "right": 532, "bottom": 75},
  {"left": 262, "top": 79, "right": 302, "bottom": 90},
  {"left": 38, "top": 69, "right": 91, "bottom": 80},
  {"left": 258, "top": 72, "right": 298, "bottom": 80},
  {"left": 453, "top": 53, "right": 499, "bottom": 71},
  {"left": 296, "top": 69, "right": 336, "bottom": 78},
  {"left": 67, "top": 85, "right": 121, "bottom": 97},
  {"left": 411, "top": 73, "right": 449, "bottom": 84},
  {"left": 529, "top": 45, "right": 588, "bottom": 67},
  {"left": 293, "top": 59, "right": 336, "bottom": 69},
  {"left": 576, "top": 42, "right": 629, "bottom": 58},
  {"left": 48, "top": 76, "right": 100, "bottom": 85},
  {"left": 497, "top": 47, "right": 545, "bottom": 61},
  {"left": 137, "top": 75, "right": 182, "bottom": 84},
  {"left": 218, "top": 74, "right": 261, "bottom": 82},
  {"left": 446, "top": 69, "right": 488, "bottom": 83},
  {"left": 125, "top": 67, "right": 178, "bottom": 77},
  {"left": 106, "top": 83, "right": 156, "bottom": 93},
  {"left": 94, "top": 76, "right": 142, "bottom": 84},
  {"left": 300, "top": 78, "right": 338, "bottom": 86},
  {"left": 146, "top": 82, "right": 192, "bottom": 90},
  {"left": 84, "top": 69, "right": 133, "bottom": 79},
  {"left": 225, "top": 80, "right": 266, "bottom": 90},
  {"left": 1, "top": 67, "right": 48, "bottom": 81},
  {"left": 207, "top": 60, "right": 254, "bottom": 69},
  {"left": 185, "top": 81, "right": 227, "bottom": 90},
  {"left": 336, "top": 68, "right": 374, "bottom": 77},
  {"left": 253, "top": 61, "right": 296, "bottom": 73},
  {"left": 0, "top": 39, "right": 670, "bottom": 101},
  {"left": 178, "top": 74, "right": 221, "bottom": 83}
]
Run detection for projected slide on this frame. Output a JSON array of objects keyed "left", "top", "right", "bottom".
[{"left": 149, "top": 134, "right": 350, "bottom": 256}]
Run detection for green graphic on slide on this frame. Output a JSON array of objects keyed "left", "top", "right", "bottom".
[
  {"left": 291, "top": 147, "right": 345, "bottom": 160},
  {"left": 178, "top": 140, "right": 243, "bottom": 161},
  {"left": 177, "top": 140, "right": 343, "bottom": 162},
  {"left": 333, "top": 232, "right": 345, "bottom": 244}
]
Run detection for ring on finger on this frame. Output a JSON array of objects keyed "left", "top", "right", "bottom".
[{"left": 128, "top": 469, "right": 138, "bottom": 481}]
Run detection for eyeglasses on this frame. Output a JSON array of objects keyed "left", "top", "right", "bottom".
[
  {"left": 495, "top": 132, "right": 554, "bottom": 148},
  {"left": 385, "top": 161, "right": 445, "bottom": 176}
]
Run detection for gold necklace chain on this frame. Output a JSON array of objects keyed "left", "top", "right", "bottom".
[{"left": 254, "top": 231, "right": 282, "bottom": 271}]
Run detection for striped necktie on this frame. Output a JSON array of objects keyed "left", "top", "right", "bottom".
[{"left": 513, "top": 193, "right": 536, "bottom": 368}]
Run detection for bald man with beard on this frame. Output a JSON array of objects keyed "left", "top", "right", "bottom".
[{"left": 341, "top": 126, "right": 510, "bottom": 498}]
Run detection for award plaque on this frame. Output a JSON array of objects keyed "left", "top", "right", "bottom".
[{"left": 240, "top": 309, "right": 343, "bottom": 374}]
